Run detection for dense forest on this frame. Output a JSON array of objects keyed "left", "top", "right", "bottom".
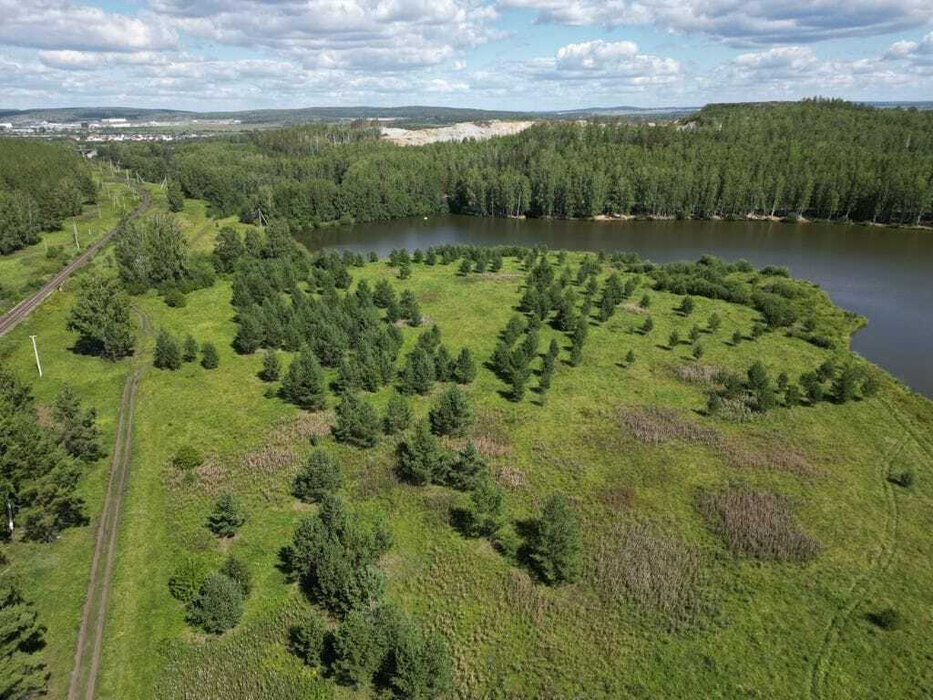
[
  {"left": 98, "top": 100, "right": 933, "bottom": 229},
  {"left": 0, "top": 140, "right": 96, "bottom": 254}
]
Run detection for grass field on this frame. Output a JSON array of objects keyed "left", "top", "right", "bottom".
[
  {"left": 1, "top": 191, "right": 931, "bottom": 699},
  {"left": 0, "top": 167, "right": 139, "bottom": 315}
]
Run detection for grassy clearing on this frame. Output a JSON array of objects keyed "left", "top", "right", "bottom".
[
  {"left": 2, "top": 195, "right": 932, "bottom": 698},
  {"left": 0, "top": 167, "right": 139, "bottom": 314}
]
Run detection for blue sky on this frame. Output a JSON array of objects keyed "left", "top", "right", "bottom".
[{"left": 1, "top": 1, "right": 931, "bottom": 111}]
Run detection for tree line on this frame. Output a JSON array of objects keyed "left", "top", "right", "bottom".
[
  {"left": 0, "top": 139, "right": 96, "bottom": 254},
  {"left": 99, "top": 100, "right": 933, "bottom": 229}
]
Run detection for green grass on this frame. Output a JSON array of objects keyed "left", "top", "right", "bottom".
[
  {"left": 0, "top": 167, "right": 139, "bottom": 314},
  {"left": 2, "top": 198, "right": 932, "bottom": 699}
]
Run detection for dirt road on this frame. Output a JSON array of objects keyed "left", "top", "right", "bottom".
[
  {"left": 0, "top": 188, "right": 150, "bottom": 338},
  {"left": 67, "top": 308, "right": 151, "bottom": 700}
]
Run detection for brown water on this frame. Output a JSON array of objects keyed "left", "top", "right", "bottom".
[{"left": 297, "top": 216, "right": 933, "bottom": 398}]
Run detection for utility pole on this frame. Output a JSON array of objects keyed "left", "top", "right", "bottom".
[
  {"left": 29, "top": 336, "right": 42, "bottom": 378},
  {"left": 73, "top": 221, "right": 80, "bottom": 251}
]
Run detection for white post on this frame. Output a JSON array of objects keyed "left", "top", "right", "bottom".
[
  {"left": 73, "top": 221, "right": 80, "bottom": 251},
  {"left": 29, "top": 336, "right": 42, "bottom": 378}
]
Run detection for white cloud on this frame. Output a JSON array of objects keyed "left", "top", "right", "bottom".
[
  {"left": 501, "top": 0, "right": 933, "bottom": 45},
  {"left": 527, "top": 39, "right": 680, "bottom": 85},
  {"left": 0, "top": 0, "right": 177, "bottom": 52}
]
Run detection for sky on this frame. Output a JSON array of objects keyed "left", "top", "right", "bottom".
[{"left": 1, "top": 0, "right": 932, "bottom": 112}]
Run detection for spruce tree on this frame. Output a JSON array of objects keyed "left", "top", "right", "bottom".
[
  {"left": 220, "top": 555, "right": 252, "bottom": 596},
  {"left": 154, "top": 328, "right": 182, "bottom": 370},
  {"left": 182, "top": 334, "right": 199, "bottom": 362},
  {"left": 452, "top": 348, "right": 476, "bottom": 384},
  {"left": 187, "top": 573, "right": 243, "bottom": 634},
  {"left": 669, "top": 330, "right": 681, "bottom": 348},
  {"left": 708, "top": 313, "right": 722, "bottom": 332},
  {"left": 446, "top": 442, "right": 486, "bottom": 490},
  {"left": 434, "top": 345, "right": 453, "bottom": 382},
  {"left": 529, "top": 494, "right": 583, "bottom": 585},
  {"left": 0, "top": 580, "right": 49, "bottom": 699},
  {"left": 678, "top": 296, "right": 696, "bottom": 316},
  {"left": 625, "top": 349, "right": 636, "bottom": 365},
  {"left": 260, "top": 348, "right": 280, "bottom": 381},
  {"left": 280, "top": 348, "right": 326, "bottom": 410},
  {"left": 332, "top": 393, "right": 380, "bottom": 448},
  {"left": 747, "top": 361, "right": 776, "bottom": 412},
  {"left": 641, "top": 316, "right": 654, "bottom": 334},
  {"left": 428, "top": 386, "right": 473, "bottom": 437},
  {"left": 52, "top": 385, "right": 101, "bottom": 462},
  {"left": 206, "top": 493, "right": 246, "bottom": 538},
  {"left": 398, "top": 422, "right": 448, "bottom": 485},
  {"left": 399, "top": 347, "right": 435, "bottom": 395},
  {"left": 382, "top": 393, "right": 412, "bottom": 435},
  {"left": 293, "top": 451, "right": 343, "bottom": 503},
  {"left": 465, "top": 477, "right": 505, "bottom": 537},
  {"left": 201, "top": 342, "right": 219, "bottom": 369}
]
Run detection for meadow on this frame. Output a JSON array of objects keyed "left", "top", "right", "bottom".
[{"left": 1, "top": 188, "right": 931, "bottom": 699}]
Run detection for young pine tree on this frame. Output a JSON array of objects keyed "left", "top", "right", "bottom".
[
  {"left": 206, "top": 493, "right": 246, "bottom": 538},
  {"left": 332, "top": 393, "right": 380, "bottom": 448},
  {"left": 428, "top": 386, "right": 473, "bottom": 437},
  {"left": 382, "top": 393, "right": 412, "bottom": 435},
  {"left": 201, "top": 342, "right": 219, "bottom": 369},
  {"left": 182, "top": 334, "right": 199, "bottom": 363},
  {"left": 280, "top": 348, "right": 326, "bottom": 410},
  {"left": 260, "top": 348, "right": 280, "bottom": 382},
  {"left": 529, "top": 494, "right": 583, "bottom": 585},
  {"left": 398, "top": 422, "right": 448, "bottom": 485},
  {"left": 452, "top": 348, "right": 476, "bottom": 384},
  {"left": 293, "top": 451, "right": 343, "bottom": 503}
]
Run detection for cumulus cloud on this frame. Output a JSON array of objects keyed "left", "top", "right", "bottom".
[
  {"left": 0, "top": 0, "right": 177, "bottom": 52},
  {"left": 501, "top": 0, "right": 933, "bottom": 45},
  {"left": 526, "top": 39, "right": 680, "bottom": 85}
]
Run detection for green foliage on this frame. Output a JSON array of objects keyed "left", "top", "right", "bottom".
[
  {"left": 182, "top": 334, "right": 198, "bottom": 363},
  {"left": 625, "top": 349, "right": 636, "bottom": 365},
  {"left": 445, "top": 442, "right": 486, "bottom": 491},
  {"left": 66, "top": 271, "right": 135, "bottom": 360},
  {"left": 428, "top": 386, "right": 473, "bottom": 437},
  {"left": 289, "top": 612, "right": 327, "bottom": 668},
  {"left": 0, "top": 579, "right": 49, "bottom": 699},
  {"left": 166, "top": 179, "right": 185, "bottom": 213},
  {"left": 212, "top": 226, "right": 245, "bottom": 273},
  {"left": 399, "top": 347, "right": 434, "bottom": 396},
  {"left": 52, "top": 384, "right": 101, "bottom": 462},
  {"left": 678, "top": 296, "right": 695, "bottom": 316},
  {"left": 115, "top": 215, "right": 190, "bottom": 292},
  {"left": 206, "top": 493, "right": 246, "bottom": 538},
  {"left": 200, "top": 341, "right": 219, "bottom": 369},
  {"left": 463, "top": 477, "right": 505, "bottom": 537},
  {"left": 163, "top": 288, "right": 187, "bottom": 308},
  {"left": 187, "top": 573, "right": 243, "bottom": 634},
  {"left": 747, "top": 361, "right": 776, "bottom": 412},
  {"left": 219, "top": 555, "right": 252, "bottom": 596},
  {"left": 154, "top": 328, "right": 182, "bottom": 370},
  {"left": 168, "top": 557, "right": 208, "bottom": 604},
  {"left": 528, "top": 494, "right": 583, "bottom": 585},
  {"left": 281, "top": 348, "right": 326, "bottom": 410},
  {"left": 293, "top": 451, "right": 343, "bottom": 503},
  {"left": 889, "top": 469, "right": 915, "bottom": 489},
  {"left": 260, "top": 348, "right": 280, "bottom": 381},
  {"left": 332, "top": 393, "right": 380, "bottom": 448},
  {"left": 398, "top": 422, "right": 448, "bottom": 485},
  {"left": 172, "top": 444, "right": 203, "bottom": 471},
  {"left": 331, "top": 607, "right": 393, "bottom": 687},
  {"left": 453, "top": 347, "right": 476, "bottom": 384},
  {"left": 382, "top": 393, "right": 411, "bottom": 435}
]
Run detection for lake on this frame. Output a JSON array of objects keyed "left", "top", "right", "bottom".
[{"left": 297, "top": 216, "right": 933, "bottom": 398}]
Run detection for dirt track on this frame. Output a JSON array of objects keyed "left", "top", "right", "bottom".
[
  {"left": 0, "top": 187, "right": 150, "bottom": 338},
  {"left": 67, "top": 308, "right": 151, "bottom": 700}
]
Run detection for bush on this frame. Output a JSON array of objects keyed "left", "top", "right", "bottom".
[
  {"left": 206, "top": 493, "right": 246, "bottom": 538},
  {"left": 260, "top": 348, "right": 280, "bottom": 382},
  {"left": 168, "top": 557, "right": 208, "bottom": 603},
  {"left": 182, "top": 334, "right": 198, "bottom": 363},
  {"left": 289, "top": 613, "right": 328, "bottom": 667},
  {"left": 866, "top": 607, "right": 901, "bottom": 630},
  {"left": 163, "top": 287, "right": 187, "bottom": 308},
  {"left": 888, "top": 469, "right": 915, "bottom": 489},
  {"left": 154, "top": 328, "right": 182, "bottom": 370},
  {"left": 463, "top": 477, "right": 504, "bottom": 537},
  {"left": 293, "top": 451, "right": 343, "bottom": 503},
  {"left": 201, "top": 341, "right": 219, "bottom": 369},
  {"left": 187, "top": 573, "right": 243, "bottom": 634},
  {"left": 172, "top": 444, "right": 203, "bottom": 471},
  {"left": 398, "top": 422, "right": 449, "bottom": 485},
  {"left": 220, "top": 555, "right": 252, "bottom": 596},
  {"left": 428, "top": 386, "right": 473, "bottom": 437}
]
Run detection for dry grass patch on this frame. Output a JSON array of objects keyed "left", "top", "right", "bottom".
[
  {"left": 619, "top": 406, "right": 720, "bottom": 446},
  {"left": 241, "top": 410, "right": 334, "bottom": 475},
  {"left": 720, "top": 433, "right": 818, "bottom": 476},
  {"left": 697, "top": 483, "right": 821, "bottom": 562},
  {"left": 495, "top": 466, "right": 527, "bottom": 490},
  {"left": 589, "top": 521, "right": 707, "bottom": 629},
  {"left": 673, "top": 363, "right": 727, "bottom": 385},
  {"left": 440, "top": 435, "right": 510, "bottom": 459}
]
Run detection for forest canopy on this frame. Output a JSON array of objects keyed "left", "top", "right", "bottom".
[
  {"left": 0, "top": 139, "right": 96, "bottom": 254},
  {"left": 98, "top": 100, "right": 933, "bottom": 230}
]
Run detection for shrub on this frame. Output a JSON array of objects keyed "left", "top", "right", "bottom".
[
  {"left": 219, "top": 555, "right": 252, "bottom": 596},
  {"left": 187, "top": 573, "right": 243, "bottom": 634},
  {"left": 697, "top": 484, "right": 820, "bottom": 562},
  {"left": 182, "top": 334, "right": 198, "bottom": 362},
  {"left": 428, "top": 386, "right": 473, "bottom": 437},
  {"left": 866, "top": 607, "right": 901, "bottom": 630},
  {"left": 154, "top": 328, "right": 182, "bottom": 370},
  {"left": 888, "top": 469, "right": 915, "bottom": 489},
  {"left": 331, "top": 607, "right": 394, "bottom": 687},
  {"left": 463, "top": 477, "right": 505, "bottom": 537},
  {"left": 163, "top": 288, "right": 187, "bottom": 308},
  {"left": 528, "top": 494, "right": 583, "bottom": 584},
  {"left": 168, "top": 557, "right": 208, "bottom": 603},
  {"left": 172, "top": 444, "right": 203, "bottom": 471},
  {"left": 677, "top": 296, "right": 695, "bottom": 316},
  {"left": 289, "top": 613, "right": 328, "bottom": 667},
  {"left": 293, "top": 451, "right": 343, "bottom": 502},
  {"left": 398, "top": 422, "right": 449, "bottom": 485},
  {"left": 625, "top": 349, "right": 636, "bottom": 365},
  {"left": 201, "top": 342, "right": 219, "bottom": 369},
  {"left": 206, "top": 493, "right": 246, "bottom": 538}
]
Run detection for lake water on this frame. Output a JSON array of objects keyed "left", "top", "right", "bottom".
[{"left": 297, "top": 216, "right": 933, "bottom": 398}]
